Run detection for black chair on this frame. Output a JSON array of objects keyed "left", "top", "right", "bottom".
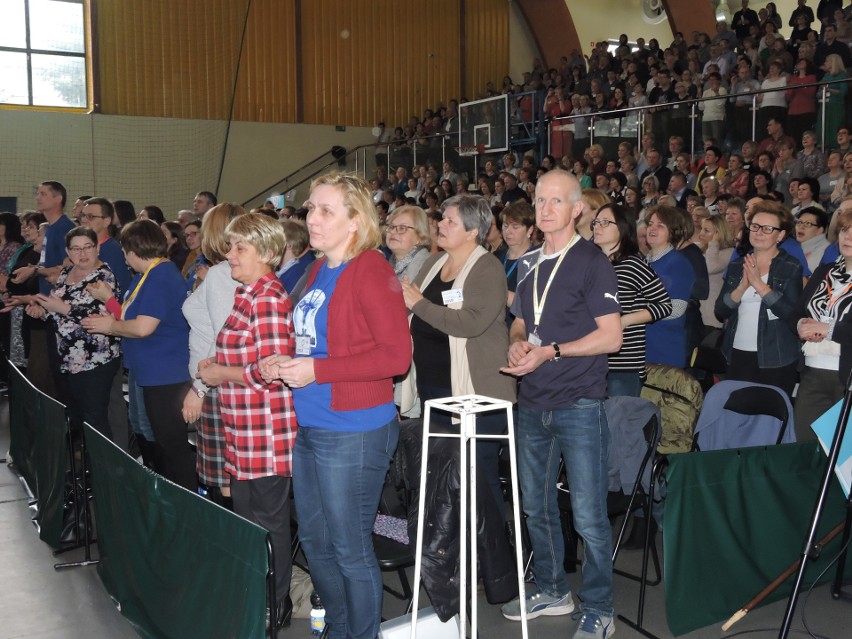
[
  {"left": 373, "top": 532, "right": 415, "bottom": 610},
  {"left": 557, "top": 396, "right": 663, "bottom": 588}
]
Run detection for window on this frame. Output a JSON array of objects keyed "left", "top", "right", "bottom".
[{"left": 0, "top": 0, "right": 87, "bottom": 108}]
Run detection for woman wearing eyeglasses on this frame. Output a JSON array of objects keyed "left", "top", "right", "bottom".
[
  {"left": 593, "top": 204, "right": 671, "bottom": 397},
  {"left": 385, "top": 205, "right": 432, "bottom": 283},
  {"left": 794, "top": 206, "right": 829, "bottom": 272},
  {"left": 792, "top": 204, "right": 852, "bottom": 441},
  {"left": 715, "top": 200, "right": 803, "bottom": 397},
  {"left": 25, "top": 227, "right": 120, "bottom": 440}
]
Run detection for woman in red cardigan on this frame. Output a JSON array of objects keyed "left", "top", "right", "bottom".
[{"left": 261, "top": 173, "right": 411, "bottom": 639}]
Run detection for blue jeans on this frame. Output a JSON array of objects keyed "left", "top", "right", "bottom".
[
  {"left": 518, "top": 401, "right": 614, "bottom": 617},
  {"left": 293, "top": 420, "right": 399, "bottom": 639},
  {"left": 127, "top": 370, "right": 155, "bottom": 442},
  {"left": 606, "top": 371, "right": 643, "bottom": 398}
]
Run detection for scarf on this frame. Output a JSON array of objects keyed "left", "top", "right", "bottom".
[{"left": 392, "top": 246, "right": 426, "bottom": 278}]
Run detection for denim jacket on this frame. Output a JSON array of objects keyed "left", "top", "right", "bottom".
[{"left": 715, "top": 249, "right": 803, "bottom": 368}]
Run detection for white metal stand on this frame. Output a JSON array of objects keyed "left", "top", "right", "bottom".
[{"left": 409, "top": 394, "right": 529, "bottom": 639}]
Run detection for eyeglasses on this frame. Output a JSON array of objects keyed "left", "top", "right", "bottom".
[
  {"left": 591, "top": 219, "right": 616, "bottom": 228},
  {"left": 386, "top": 224, "right": 415, "bottom": 234},
  {"left": 81, "top": 213, "right": 108, "bottom": 220},
  {"left": 795, "top": 219, "right": 820, "bottom": 228},
  {"left": 68, "top": 244, "right": 96, "bottom": 254},
  {"left": 748, "top": 223, "right": 782, "bottom": 234}
]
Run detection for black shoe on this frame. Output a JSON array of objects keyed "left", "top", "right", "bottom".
[{"left": 267, "top": 596, "right": 293, "bottom": 631}]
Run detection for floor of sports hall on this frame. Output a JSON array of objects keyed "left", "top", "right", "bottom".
[{"left": 1, "top": 395, "right": 850, "bottom": 639}]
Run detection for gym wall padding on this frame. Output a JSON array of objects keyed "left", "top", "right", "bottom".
[
  {"left": 664, "top": 442, "right": 852, "bottom": 636},
  {"left": 8, "top": 363, "right": 68, "bottom": 549},
  {"left": 85, "top": 424, "right": 271, "bottom": 639}
]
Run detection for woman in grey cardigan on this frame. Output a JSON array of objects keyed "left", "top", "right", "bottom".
[
  {"left": 181, "top": 203, "right": 246, "bottom": 506},
  {"left": 401, "top": 194, "right": 516, "bottom": 509}
]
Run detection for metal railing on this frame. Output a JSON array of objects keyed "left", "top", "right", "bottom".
[
  {"left": 241, "top": 77, "right": 850, "bottom": 209},
  {"left": 547, "top": 76, "right": 851, "bottom": 160}
]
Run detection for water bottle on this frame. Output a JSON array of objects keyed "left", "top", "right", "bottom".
[{"left": 310, "top": 591, "right": 325, "bottom": 636}]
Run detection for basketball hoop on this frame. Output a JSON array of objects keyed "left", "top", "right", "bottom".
[{"left": 455, "top": 144, "right": 487, "bottom": 157}]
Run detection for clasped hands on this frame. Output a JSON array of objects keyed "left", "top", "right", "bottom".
[
  {"left": 737, "top": 254, "right": 770, "bottom": 296},
  {"left": 798, "top": 318, "right": 828, "bottom": 343},
  {"left": 500, "top": 340, "right": 552, "bottom": 377},
  {"left": 258, "top": 354, "right": 316, "bottom": 388}
]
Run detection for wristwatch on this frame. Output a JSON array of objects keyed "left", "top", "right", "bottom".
[
  {"left": 194, "top": 386, "right": 207, "bottom": 399},
  {"left": 551, "top": 342, "right": 562, "bottom": 361}
]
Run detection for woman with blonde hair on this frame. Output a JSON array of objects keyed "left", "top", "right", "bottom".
[
  {"left": 197, "top": 213, "right": 296, "bottom": 629},
  {"left": 181, "top": 202, "right": 247, "bottom": 505},
  {"left": 261, "top": 173, "right": 411, "bottom": 639},
  {"left": 697, "top": 214, "right": 736, "bottom": 329},
  {"left": 577, "top": 188, "right": 611, "bottom": 240}
]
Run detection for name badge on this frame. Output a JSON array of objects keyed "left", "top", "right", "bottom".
[
  {"left": 295, "top": 335, "right": 312, "bottom": 356},
  {"left": 442, "top": 288, "right": 464, "bottom": 305},
  {"left": 528, "top": 332, "right": 542, "bottom": 347}
]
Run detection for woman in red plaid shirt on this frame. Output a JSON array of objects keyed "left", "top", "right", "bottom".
[{"left": 196, "top": 213, "right": 296, "bottom": 630}]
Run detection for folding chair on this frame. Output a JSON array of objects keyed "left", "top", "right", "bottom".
[
  {"left": 557, "top": 396, "right": 663, "bottom": 585},
  {"left": 693, "top": 380, "right": 795, "bottom": 451}
]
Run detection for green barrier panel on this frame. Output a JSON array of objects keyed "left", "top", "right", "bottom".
[
  {"left": 664, "top": 441, "right": 852, "bottom": 636},
  {"left": 8, "top": 362, "right": 69, "bottom": 548},
  {"left": 85, "top": 424, "right": 270, "bottom": 639}
]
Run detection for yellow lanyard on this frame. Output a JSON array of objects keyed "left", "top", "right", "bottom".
[
  {"left": 121, "top": 258, "right": 165, "bottom": 320},
  {"left": 532, "top": 233, "right": 579, "bottom": 329}
]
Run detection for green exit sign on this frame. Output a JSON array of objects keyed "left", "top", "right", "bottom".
[{"left": 335, "top": 125, "right": 346, "bottom": 132}]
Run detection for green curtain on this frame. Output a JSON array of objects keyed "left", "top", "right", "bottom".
[
  {"left": 85, "top": 425, "right": 270, "bottom": 639},
  {"left": 8, "top": 362, "right": 68, "bottom": 548},
  {"left": 664, "top": 442, "right": 852, "bottom": 635}
]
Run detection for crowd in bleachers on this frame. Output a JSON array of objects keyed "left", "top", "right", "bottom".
[
  {"left": 5, "top": 4, "right": 852, "bottom": 637},
  {"left": 362, "top": 4, "right": 852, "bottom": 442}
]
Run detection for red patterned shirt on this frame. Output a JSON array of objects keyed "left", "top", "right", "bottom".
[{"left": 216, "top": 272, "right": 296, "bottom": 480}]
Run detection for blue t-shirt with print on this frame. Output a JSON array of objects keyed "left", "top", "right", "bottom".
[
  {"left": 121, "top": 260, "right": 190, "bottom": 386},
  {"left": 292, "top": 261, "right": 396, "bottom": 431}
]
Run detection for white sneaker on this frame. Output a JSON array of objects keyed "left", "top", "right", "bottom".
[{"left": 501, "top": 590, "right": 575, "bottom": 621}]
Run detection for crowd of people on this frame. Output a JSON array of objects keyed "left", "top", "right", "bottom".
[{"left": 3, "top": 4, "right": 852, "bottom": 639}]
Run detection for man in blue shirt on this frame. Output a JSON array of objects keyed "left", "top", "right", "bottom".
[
  {"left": 12, "top": 181, "right": 75, "bottom": 295},
  {"left": 80, "top": 198, "right": 132, "bottom": 296},
  {"left": 500, "top": 171, "right": 622, "bottom": 639}
]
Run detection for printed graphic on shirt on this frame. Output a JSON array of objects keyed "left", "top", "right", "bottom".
[{"left": 294, "top": 288, "right": 325, "bottom": 349}]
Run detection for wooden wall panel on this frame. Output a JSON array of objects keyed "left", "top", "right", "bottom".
[
  {"left": 464, "top": 0, "right": 510, "bottom": 100},
  {"left": 95, "top": 0, "right": 509, "bottom": 126},
  {"left": 97, "top": 0, "right": 296, "bottom": 122},
  {"left": 232, "top": 0, "right": 298, "bottom": 122},
  {"left": 300, "top": 0, "right": 462, "bottom": 127}
]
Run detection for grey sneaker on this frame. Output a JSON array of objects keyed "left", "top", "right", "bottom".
[
  {"left": 572, "top": 611, "right": 615, "bottom": 639},
  {"left": 501, "top": 590, "right": 575, "bottom": 621}
]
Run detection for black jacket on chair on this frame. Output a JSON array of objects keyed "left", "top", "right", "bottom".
[{"left": 390, "top": 419, "right": 517, "bottom": 622}]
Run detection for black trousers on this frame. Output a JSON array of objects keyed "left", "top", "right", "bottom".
[
  {"left": 727, "top": 348, "right": 798, "bottom": 399},
  {"left": 66, "top": 358, "right": 122, "bottom": 440},
  {"left": 142, "top": 381, "right": 197, "bottom": 491},
  {"left": 231, "top": 475, "right": 292, "bottom": 605}
]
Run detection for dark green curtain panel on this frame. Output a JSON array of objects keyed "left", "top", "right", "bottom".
[
  {"left": 664, "top": 442, "right": 852, "bottom": 635},
  {"left": 85, "top": 425, "right": 270, "bottom": 639},
  {"left": 8, "top": 363, "right": 68, "bottom": 548}
]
